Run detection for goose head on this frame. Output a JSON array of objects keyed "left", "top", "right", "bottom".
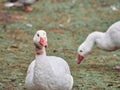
[
  {"left": 33, "top": 30, "right": 48, "bottom": 55},
  {"left": 77, "top": 44, "right": 91, "bottom": 64}
]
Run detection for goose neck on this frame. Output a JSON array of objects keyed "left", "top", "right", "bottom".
[{"left": 35, "top": 47, "right": 46, "bottom": 57}]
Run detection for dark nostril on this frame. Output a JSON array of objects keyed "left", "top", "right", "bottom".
[
  {"left": 37, "top": 34, "right": 39, "bottom": 37},
  {"left": 45, "top": 45, "right": 48, "bottom": 48}
]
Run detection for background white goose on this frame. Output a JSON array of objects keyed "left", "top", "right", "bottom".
[
  {"left": 77, "top": 21, "right": 120, "bottom": 70},
  {"left": 25, "top": 30, "right": 73, "bottom": 90},
  {"left": 5, "top": 0, "right": 38, "bottom": 11}
]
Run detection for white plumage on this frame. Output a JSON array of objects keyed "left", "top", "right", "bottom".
[
  {"left": 77, "top": 21, "right": 120, "bottom": 70},
  {"left": 25, "top": 30, "right": 73, "bottom": 90}
]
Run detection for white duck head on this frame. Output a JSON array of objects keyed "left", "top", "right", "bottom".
[
  {"left": 77, "top": 41, "right": 92, "bottom": 64},
  {"left": 76, "top": 32, "right": 97, "bottom": 64},
  {"left": 33, "top": 30, "right": 48, "bottom": 55}
]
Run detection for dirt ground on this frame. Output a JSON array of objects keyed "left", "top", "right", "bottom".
[{"left": 0, "top": 0, "right": 120, "bottom": 90}]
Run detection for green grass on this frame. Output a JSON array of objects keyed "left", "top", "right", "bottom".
[{"left": 0, "top": 0, "right": 120, "bottom": 90}]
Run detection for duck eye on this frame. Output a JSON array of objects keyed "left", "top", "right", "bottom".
[
  {"left": 37, "top": 34, "right": 39, "bottom": 37},
  {"left": 79, "top": 50, "right": 83, "bottom": 52}
]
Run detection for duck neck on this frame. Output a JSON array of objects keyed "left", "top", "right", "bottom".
[
  {"left": 86, "top": 31, "right": 112, "bottom": 51},
  {"left": 35, "top": 47, "right": 46, "bottom": 57},
  {"left": 35, "top": 47, "right": 47, "bottom": 65},
  {"left": 92, "top": 31, "right": 114, "bottom": 50},
  {"left": 82, "top": 31, "right": 107, "bottom": 52},
  {"left": 83, "top": 32, "right": 96, "bottom": 51}
]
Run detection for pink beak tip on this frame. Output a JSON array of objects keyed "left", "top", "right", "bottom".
[
  {"left": 76, "top": 54, "right": 84, "bottom": 64},
  {"left": 40, "top": 37, "right": 47, "bottom": 47}
]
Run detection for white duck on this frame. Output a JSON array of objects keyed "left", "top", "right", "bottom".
[
  {"left": 5, "top": 0, "right": 38, "bottom": 11},
  {"left": 25, "top": 30, "right": 73, "bottom": 90},
  {"left": 77, "top": 21, "right": 120, "bottom": 70}
]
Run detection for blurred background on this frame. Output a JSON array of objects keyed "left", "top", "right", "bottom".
[{"left": 0, "top": 0, "right": 120, "bottom": 90}]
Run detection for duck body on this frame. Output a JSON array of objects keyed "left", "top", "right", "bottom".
[
  {"left": 25, "top": 49, "right": 73, "bottom": 90},
  {"left": 25, "top": 60, "right": 35, "bottom": 90},
  {"left": 32, "top": 55, "right": 73, "bottom": 90},
  {"left": 17, "top": 0, "right": 37, "bottom": 5},
  {"left": 8, "top": 0, "right": 37, "bottom": 4},
  {"left": 8, "top": 0, "right": 18, "bottom": 2},
  {"left": 106, "top": 21, "right": 120, "bottom": 49},
  {"left": 25, "top": 30, "right": 73, "bottom": 90},
  {"left": 5, "top": 0, "right": 38, "bottom": 11},
  {"left": 95, "top": 21, "right": 120, "bottom": 51}
]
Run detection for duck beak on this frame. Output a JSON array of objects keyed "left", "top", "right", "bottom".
[
  {"left": 39, "top": 37, "right": 48, "bottom": 47},
  {"left": 76, "top": 54, "right": 84, "bottom": 64}
]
